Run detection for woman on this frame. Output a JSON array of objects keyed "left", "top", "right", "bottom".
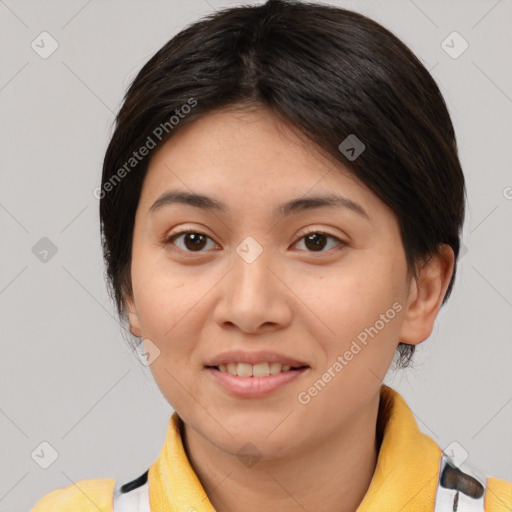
[{"left": 31, "top": 0, "right": 511, "bottom": 510}]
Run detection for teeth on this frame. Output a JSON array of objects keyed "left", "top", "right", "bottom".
[
  {"left": 237, "top": 363, "right": 252, "bottom": 377},
  {"left": 217, "top": 362, "right": 294, "bottom": 377}
]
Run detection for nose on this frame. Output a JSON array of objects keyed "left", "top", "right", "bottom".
[{"left": 212, "top": 243, "right": 293, "bottom": 334}]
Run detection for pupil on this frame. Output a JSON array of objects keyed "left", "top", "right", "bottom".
[
  {"left": 305, "top": 233, "right": 326, "bottom": 251},
  {"left": 185, "top": 233, "right": 206, "bottom": 251}
]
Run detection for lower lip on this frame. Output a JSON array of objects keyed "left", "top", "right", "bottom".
[{"left": 205, "top": 367, "right": 309, "bottom": 398}]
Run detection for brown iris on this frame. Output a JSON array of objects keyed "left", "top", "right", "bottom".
[
  {"left": 183, "top": 233, "right": 208, "bottom": 251},
  {"left": 303, "top": 233, "right": 328, "bottom": 251}
]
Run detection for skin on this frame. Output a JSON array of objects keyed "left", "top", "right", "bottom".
[{"left": 126, "top": 105, "right": 454, "bottom": 512}]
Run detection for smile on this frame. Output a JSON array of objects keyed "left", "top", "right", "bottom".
[{"left": 210, "top": 362, "right": 308, "bottom": 377}]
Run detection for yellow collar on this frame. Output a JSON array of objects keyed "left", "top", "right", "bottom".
[{"left": 148, "top": 384, "right": 442, "bottom": 511}]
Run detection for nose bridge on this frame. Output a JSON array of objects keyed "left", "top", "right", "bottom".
[
  {"left": 231, "top": 238, "right": 275, "bottom": 307},
  {"left": 214, "top": 237, "right": 291, "bottom": 331}
]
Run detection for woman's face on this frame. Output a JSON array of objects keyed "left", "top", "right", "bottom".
[{"left": 127, "top": 106, "right": 414, "bottom": 458}]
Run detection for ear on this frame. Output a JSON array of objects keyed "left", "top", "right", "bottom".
[
  {"left": 398, "top": 244, "right": 455, "bottom": 345},
  {"left": 125, "top": 295, "right": 142, "bottom": 338}
]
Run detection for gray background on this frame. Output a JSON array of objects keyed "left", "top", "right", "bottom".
[{"left": 1, "top": 0, "right": 511, "bottom": 510}]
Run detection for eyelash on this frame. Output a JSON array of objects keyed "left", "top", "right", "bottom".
[{"left": 164, "top": 228, "right": 346, "bottom": 254}]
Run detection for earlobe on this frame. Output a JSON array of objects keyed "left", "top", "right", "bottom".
[
  {"left": 125, "top": 296, "right": 142, "bottom": 338},
  {"left": 398, "top": 244, "right": 455, "bottom": 346}
]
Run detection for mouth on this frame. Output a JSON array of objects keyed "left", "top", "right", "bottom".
[
  {"left": 205, "top": 363, "right": 310, "bottom": 377},
  {"left": 204, "top": 364, "right": 310, "bottom": 398}
]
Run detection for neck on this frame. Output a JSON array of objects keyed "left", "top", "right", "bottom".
[{"left": 181, "top": 391, "right": 381, "bottom": 512}]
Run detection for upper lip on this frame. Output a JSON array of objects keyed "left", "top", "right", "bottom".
[{"left": 204, "top": 350, "right": 310, "bottom": 368}]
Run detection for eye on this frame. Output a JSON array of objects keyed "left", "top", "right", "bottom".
[
  {"left": 165, "top": 230, "right": 220, "bottom": 252},
  {"left": 293, "top": 231, "right": 345, "bottom": 253},
  {"left": 164, "top": 229, "right": 345, "bottom": 254}
]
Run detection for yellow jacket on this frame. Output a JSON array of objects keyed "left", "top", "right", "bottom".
[{"left": 31, "top": 385, "right": 512, "bottom": 511}]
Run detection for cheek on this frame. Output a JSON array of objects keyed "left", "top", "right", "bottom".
[
  {"left": 296, "top": 251, "right": 407, "bottom": 355},
  {"left": 131, "top": 257, "right": 212, "bottom": 405},
  {"left": 134, "top": 276, "right": 205, "bottom": 342},
  {"left": 130, "top": 243, "right": 201, "bottom": 334}
]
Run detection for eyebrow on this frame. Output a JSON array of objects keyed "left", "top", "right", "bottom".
[{"left": 148, "top": 189, "right": 370, "bottom": 220}]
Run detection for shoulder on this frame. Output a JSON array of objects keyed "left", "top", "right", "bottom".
[
  {"left": 485, "top": 475, "right": 512, "bottom": 511},
  {"left": 31, "top": 478, "right": 116, "bottom": 512}
]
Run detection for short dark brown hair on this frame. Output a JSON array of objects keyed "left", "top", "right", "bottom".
[{"left": 100, "top": 0, "right": 466, "bottom": 369}]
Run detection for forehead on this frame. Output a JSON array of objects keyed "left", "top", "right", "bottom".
[{"left": 138, "top": 107, "right": 382, "bottom": 220}]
